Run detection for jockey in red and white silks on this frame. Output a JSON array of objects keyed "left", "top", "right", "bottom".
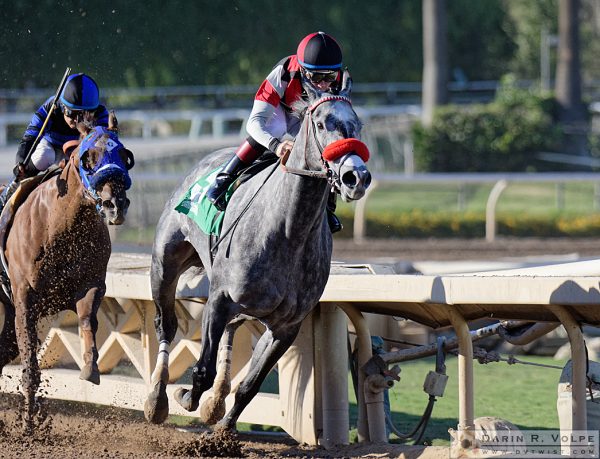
[
  {"left": 246, "top": 53, "right": 342, "bottom": 156},
  {"left": 206, "top": 32, "right": 347, "bottom": 233}
]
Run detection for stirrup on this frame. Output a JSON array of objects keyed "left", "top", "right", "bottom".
[
  {"left": 327, "top": 210, "right": 343, "bottom": 234},
  {"left": 210, "top": 194, "right": 227, "bottom": 212},
  {"left": 206, "top": 182, "right": 230, "bottom": 211}
]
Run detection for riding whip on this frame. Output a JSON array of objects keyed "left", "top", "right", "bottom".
[{"left": 21, "top": 67, "right": 71, "bottom": 168}]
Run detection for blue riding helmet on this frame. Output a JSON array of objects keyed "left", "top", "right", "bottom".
[
  {"left": 60, "top": 73, "right": 100, "bottom": 111},
  {"left": 79, "top": 126, "right": 132, "bottom": 190}
]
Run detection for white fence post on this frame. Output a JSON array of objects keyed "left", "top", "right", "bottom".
[
  {"left": 353, "top": 181, "right": 378, "bottom": 244},
  {"left": 485, "top": 179, "right": 508, "bottom": 242}
]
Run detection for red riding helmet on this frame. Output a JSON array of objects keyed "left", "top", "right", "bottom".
[{"left": 296, "top": 31, "right": 343, "bottom": 71}]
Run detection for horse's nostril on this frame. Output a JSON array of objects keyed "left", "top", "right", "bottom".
[
  {"left": 364, "top": 171, "right": 372, "bottom": 188},
  {"left": 342, "top": 171, "right": 358, "bottom": 188}
]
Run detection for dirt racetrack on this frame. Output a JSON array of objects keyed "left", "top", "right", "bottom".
[
  {"left": 0, "top": 395, "right": 448, "bottom": 459},
  {"left": 3, "top": 237, "right": 599, "bottom": 458}
]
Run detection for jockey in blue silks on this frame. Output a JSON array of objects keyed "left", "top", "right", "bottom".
[{"left": 0, "top": 73, "right": 110, "bottom": 213}]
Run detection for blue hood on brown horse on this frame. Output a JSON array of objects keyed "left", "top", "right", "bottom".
[{"left": 79, "top": 126, "right": 132, "bottom": 190}]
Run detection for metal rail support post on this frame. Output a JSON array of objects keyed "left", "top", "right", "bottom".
[
  {"left": 547, "top": 305, "right": 587, "bottom": 431},
  {"left": 446, "top": 306, "right": 476, "bottom": 451},
  {"left": 319, "top": 304, "right": 350, "bottom": 447},
  {"left": 337, "top": 302, "right": 386, "bottom": 443}
]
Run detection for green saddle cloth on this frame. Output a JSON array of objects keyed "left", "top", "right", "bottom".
[{"left": 174, "top": 167, "right": 233, "bottom": 236}]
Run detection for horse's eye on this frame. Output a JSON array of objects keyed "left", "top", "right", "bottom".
[
  {"left": 80, "top": 153, "right": 93, "bottom": 171},
  {"left": 317, "top": 122, "right": 324, "bottom": 130}
]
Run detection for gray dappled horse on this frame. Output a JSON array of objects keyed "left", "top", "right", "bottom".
[{"left": 144, "top": 71, "right": 371, "bottom": 430}]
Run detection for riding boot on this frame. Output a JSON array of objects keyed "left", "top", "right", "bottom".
[
  {"left": 205, "top": 156, "right": 245, "bottom": 211},
  {"left": 206, "top": 140, "right": 263, "bottom": 211},
  {"left": 0, "top": 179, "right": 19, "bottom": 217},
  {"left": 326, "top": 191, "right": 343, "bottom": 233}
]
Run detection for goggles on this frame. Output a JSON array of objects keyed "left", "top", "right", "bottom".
[
  {"left": 62, "top": 105, "right": 86, "bottom": 120},
  {"left": 303, "top": 69, "right": 339, "bottom": 84}
]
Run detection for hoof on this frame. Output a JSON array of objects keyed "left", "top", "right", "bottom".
[
  {"left": 79, "top": 365, "right": 100, "bottom": 385},
  {"left": 215, "top": 418, "right": 236, "bottom": 433},
  {"left": 200, "top": 395, "right": 226, "bottom": 425},
  {"left": 174, "top": 387, "right": 199, "bottom": 412},
  {"left": 144, "top": 381, "right": 169, "bottom": 424}
]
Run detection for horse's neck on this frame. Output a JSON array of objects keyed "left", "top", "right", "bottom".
[
  {"left": 254, "top": 148, "right": 329, "bottom": 237},
  {"left": 61, "top": 160, "right": 79, "bottom": 187}
]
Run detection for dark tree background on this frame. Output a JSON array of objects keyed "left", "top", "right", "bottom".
[{"left": 0, "top": 0, "right": 515, "bottom": 89}]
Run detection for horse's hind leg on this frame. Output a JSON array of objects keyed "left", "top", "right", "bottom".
[
  {"left": 217, "top": 323, "right": 302, "bottom": 431},
  {"left": 200, "top": 316, "right": 246, "bottom": 425},
  {"left": 0, "top": 301, "right": 19, "bottom": 373},
  {"left": 77, "top": 286, "right": 104, "bottom": 385},
  {"left": 145, "top": 238, "right": 200, "bottom": 424}
]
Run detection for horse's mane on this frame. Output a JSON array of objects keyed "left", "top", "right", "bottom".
[
  {"left": 290, "top": 90, "right": 352, "bottom": 119},
  {"left": 290, "top": 97, "right": 310, "bottom": 119}
]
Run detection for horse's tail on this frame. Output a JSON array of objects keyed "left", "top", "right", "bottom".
[
  {"left": 0, "top": 290, "right": 17, "bottom": 373},
  {"left": 0, "top": 284, "right": 14, "bottom": 317}
]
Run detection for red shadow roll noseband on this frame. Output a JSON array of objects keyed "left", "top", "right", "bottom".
[{"left": 322, "top": 138, "right": 370, "bottom": 163}]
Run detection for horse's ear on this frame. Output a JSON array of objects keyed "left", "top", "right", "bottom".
[
  {"left": 108, "top": 110, "right": 119, "bottom": 133},
  {"left": 339, "top": 68, "right": 353, "bottom": 98}
]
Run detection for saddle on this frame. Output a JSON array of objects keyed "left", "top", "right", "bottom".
[
  {"left": 0, "top": 166, "right": 63, "bottom": 299},
  {"left": 176, "top": 152, "right": 279, "bottom": 236}
]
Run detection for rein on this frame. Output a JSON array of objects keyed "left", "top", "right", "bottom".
[{"left": 210, "top": 161, "right": 279, "bottom": 256}]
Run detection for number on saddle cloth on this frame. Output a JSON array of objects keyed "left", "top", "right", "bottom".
[
  {"left": 175, "top": 166, "right": 230, "bottom": 236},
  {"left": 175, "top": 153, "right": 278, "bottom": 236}
]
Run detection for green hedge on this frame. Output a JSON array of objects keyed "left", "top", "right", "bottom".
[
  {"left": 412, "top": 78, "right": 563, "bottom": 172},
  {"left": 337, "top": 209, "right": 600, "bottom": 238}
]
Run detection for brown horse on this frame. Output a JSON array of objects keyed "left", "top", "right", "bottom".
[{"left": 0, "top": 113, "right": 133, "bottom": 430}]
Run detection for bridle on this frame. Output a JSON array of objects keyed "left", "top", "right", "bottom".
[
  {"left": 280, "top": 95, "right": 354, "bottom": 188},
  {"left": 73, "top": 128, "right": 132, "bottom": 213}
]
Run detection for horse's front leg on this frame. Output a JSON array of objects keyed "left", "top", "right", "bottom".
[
  {"left": 174, "top": 294, "right": 233, "bottom": 412},
  {"left": 76, "top": 286, "right": 103, "bottom": 385},
  {"left": 217, "top": 322, "right": 301, "bottom": 431},
  {"left": 13, "top": 289, "right": 41, "bottom": 432}
]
